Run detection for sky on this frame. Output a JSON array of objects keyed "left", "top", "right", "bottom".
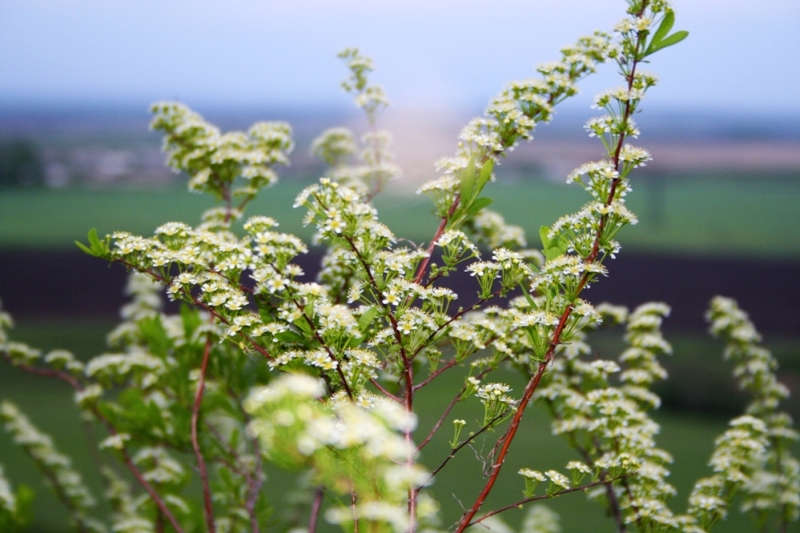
[{"left": 1, "top": 0, "right": 799, "bottom": 115}]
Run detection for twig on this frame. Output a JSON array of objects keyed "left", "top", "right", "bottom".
[
  {"left": 424, "top": 411, "right": 508, "bottom": 486},
  {"left": 192, "top": 326, "right": 216, "bottom": 533},
  {"left": 369, "top": 378, "right": 402, "bottom": 403},
  {"left": 412, "top": 359, "right": 458, "bottom": 392},
  {"left": 469, "top": 476, "right": 628, "bottom": 527},
  {"left": 417, "top": 366, "right": 496, "bottom": 452},
  {"left": 308, "top": 486, "right": 325, "bottom": 533}
]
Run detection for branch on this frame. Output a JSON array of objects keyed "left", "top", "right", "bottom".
[
  {"left": 413, "top": 358, "right": 458, "bottom": 392},
  {"left": 192, "top": 327, "right": 216, "bottom": 533},
  {"left": 1, "top": 353, "right": 82, "bottom": 389},
  {"left": 308, "top": 486, "right": 325, "bottom": 533},
  {"left": 452, "top": 336, "right": 556, "bottom": 533},
  {"left": 424, "top": 411, "right": 508, "bottom": 486},
  {"left": 417, "top": 366, "right": 496, "bottom": 452},
  {"left": 369, "top": 378, "right": 402, "bottom": 403},
  {"left": 469, "top": 476, "right": 629, "bottom": 527},
  {"left": 115, "top": 258, "right": 276, "bottom": 361}
]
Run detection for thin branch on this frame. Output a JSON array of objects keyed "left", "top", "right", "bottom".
[
  {"left": 192, "top": 327, "right": 216, "bottom": 533},
  {"left": 412, "top": 199, "right": 460, "bottom": 286},
  {"left": 351, "top": 490, "right": 360, "bottom": 533},
  {"left": 308, "top": 486, "right": 325, "bottom": 533},
  {"left": 452, "top": 6, "right": 654, "bottom": 528},
  {"left": 469, "top": 476, "right": 628, "bottom": 527},
  {"left": 116, "top": 258, "right": 275, "bottom": 361},
  {"left": 424, "top": 411, "right": 508, "bottom": 485},
  {"left": 412, "top": 359, "right": 458, "bottom": 392},
  {"left": 245, "top": 415, "right": 265, "bottom": 533},
  {"left": 417, "top": 392, "right": 461, "bottom": 452},
  {"left": 118, "top": 443, "right": 186, "bottom": 533},
  {"left": 1, "top": 354, "right": 82, "bottom": 389},
  {"left": 369, "top": 378, "right": 402, "bottom": 403},
  {"left": 453, "top": 344, "right": 554, "bottom": 533},
  {"left": 417, "top": 366, "right": 496, "bottom": 452}
]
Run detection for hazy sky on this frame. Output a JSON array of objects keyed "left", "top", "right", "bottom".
[{"left": 1, "top": 0, "right": 799, "bottom": 114}]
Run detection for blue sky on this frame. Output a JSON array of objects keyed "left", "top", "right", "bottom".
[{"left": 1, "top": 0, "right": 799, "bottom": 114}]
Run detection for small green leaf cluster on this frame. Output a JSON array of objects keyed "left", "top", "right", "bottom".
[{"left": 0, "top": 464, "right": 33, "bottom": 532}]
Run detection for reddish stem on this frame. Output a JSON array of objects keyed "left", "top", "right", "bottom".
[
  {"left": 192, "top": 328, "right": 216, "bottom": 533},
  {"left": 412, "top": 195, "right": 460, "bottom": 286},
  {"left": 416, "top": 366, "right": 495, "bottom": 452},
  {"left": 452, "top": 344, "right": 553, "bottom": 533},
  {"left": 369, "top": 378, "right": 402, "bottom": 403},
  {"left": 454, "top": 6, "right": 650, "bottom": 530},
  {"left": 469, "top": 476, "right": 628, "bottom": 527},
  {"left": 416, "top": 389, "right": 462, "bottom": 452},
  {"left": 308, "top": 486, "right": 325, "bottom": 533}
]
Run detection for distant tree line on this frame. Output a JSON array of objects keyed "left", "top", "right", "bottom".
[{"left": 0, "top": 138, "right": 45, "bottom": 188}]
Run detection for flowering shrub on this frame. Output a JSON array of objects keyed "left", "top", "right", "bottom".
[{"left": 1, "top": 1, "right": 797, "bottom": 532}]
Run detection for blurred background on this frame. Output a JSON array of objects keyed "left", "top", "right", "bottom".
[{"left": 1, "top": 0, "right": 799, "bottom": 531}]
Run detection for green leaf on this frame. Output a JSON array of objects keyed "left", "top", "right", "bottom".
[
  {"left": 139, "top": 316, "right": 170, "bottom": 357},
  {"left": 293, "top": 319, "right": 313, "bottom": 337},
  {"left": 75, "top": 240, "right": 95, "bottom": 256},
  {"left": 651, "top": 9, "right": 675, "bottom": 46},
  {"left": 541, "top": 226, "right": 569, "bottom": 261},
  {"left": 645, "top": 30, "right": 689, "bottom": 57},
  {"left": 275, "top": 330, "right": 305, "bottom": 344},
  {"left": 544, "top": 247, "right": 561, "bottom": 262},
  {"left": 358, "top": 306, "right": 379, "bottom": 333},
  {"left": 87, "top": 227, "right": 100, "bottom": 248},
  {"left": 230, "top": 428, "right": 241, "bottom": 451},
  {"left": 218, "top": 466, "right": 233, "bottom": 488},
  {"left": 476, "top": 159, "right": 494, "bottom": 193},
  {"left": 539, "top": 226, "right": 552, "bottom": 250},
  {"left": 180, "top": 304, "right": 202, "bottom": 338},
  {"left": 465, "top": 197, "right": 493, "bottom": 218},
  {"left": 459, "top": 156, "right": 477, "bottom": 205},
  {"left": 76, "top": 228, "right": 107, "bottom": 257},
  {"left": 519, "top": 282, "right": 537, "bottom": 308}
]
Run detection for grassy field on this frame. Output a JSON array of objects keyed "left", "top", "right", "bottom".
[
  {"left": 2, "top": 319, "right": 798, "bottom": 532},
  {"left": 1, "top": 173, "right": 799, "bottom": 258}
]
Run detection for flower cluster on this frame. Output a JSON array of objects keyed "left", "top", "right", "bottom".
[
  {"left": 312, "top": 49, "right": 401, "bottom": 197},
  {"left": 703, "top": 297, "right": 800, "bottom": 529},
  {"left": 244, "top": 374, "right": 434, "bottom": 532},
  {"left": 687, "top": 416, "right": 769, "bottom": 531},
  {"left": 537, "top": 302, "right": 686, "bottom": 529},
  {"left": 419, "top": 31, "right": 616, "bottom": 227},
  {"left": 150, "top": 101, "right": 293, "bottom": 212}
]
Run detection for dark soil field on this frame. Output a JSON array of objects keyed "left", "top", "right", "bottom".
[{"left": 2, "top": 249, "right": 797, "bottom": 334}]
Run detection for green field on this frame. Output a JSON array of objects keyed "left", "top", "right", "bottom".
[
  {"left": 1, "top": 174, "right": 799, "bottom": 258},
  {"left": 2, "top": 319, "right": 797, "bottom": 532}
]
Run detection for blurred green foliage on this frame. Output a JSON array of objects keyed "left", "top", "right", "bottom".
[{"left": 0, "top": 139, "right": 45, "bottom": 189}]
